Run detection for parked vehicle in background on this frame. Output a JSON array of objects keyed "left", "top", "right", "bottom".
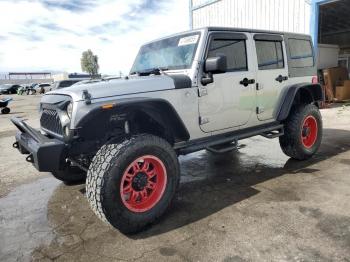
[
  {"left": 11, "top": 27, "right": 323, "bottom": 234},
  {"left": 51, "top": 80, "right": 82, "bottom": 90},
  {"left": 17, "top": 86, "right": 25, "bottom": 95},
  {"left": 25, "top": 84, "right": 37, "bottom": 95},
  {"left": 0, "top": 84, "right": 22, "bottom": 94},
  {"left": 33, "top": 83, "right": 52, "bottom": 94},
  {"left": 16, "top": 84, "right": 37, "bottom": 95}
]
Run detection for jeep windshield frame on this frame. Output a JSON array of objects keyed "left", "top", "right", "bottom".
[{"left": 130, "top": 32, "right": 201, "bottom": 75}]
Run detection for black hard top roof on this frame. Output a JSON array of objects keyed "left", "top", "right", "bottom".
[{"left": 201, "top": 26, "right": 311, "bottom": 39}]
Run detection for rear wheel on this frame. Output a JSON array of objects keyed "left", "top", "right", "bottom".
[
  {"left": 51, "top": 166, "right": 86, "bottom": 184},
  {"left": 86, "top": 134, "right": 180, "bottom": 234},
  {"left": 279, "top": 104, "right": 322, "bottom": 160}
]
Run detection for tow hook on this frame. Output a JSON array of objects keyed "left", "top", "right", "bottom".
[
  {"left": 26, "top": 154, "right": 34, "bottom": 163},
  {"left": 13, "top": 142, "right": 19, "bottom": 149}
]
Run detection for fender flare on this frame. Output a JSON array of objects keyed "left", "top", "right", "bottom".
[
  {"left": 76, "top": 97, "right": 190, "bottom": 143},
  {"left": 275, "top": 83, "right": 323, "bottom": 121}
]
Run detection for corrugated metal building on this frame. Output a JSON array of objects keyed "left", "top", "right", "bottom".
[
  {"left": 189, "top": 0, "right": 350, "bottom": 69},
  {"left": 190, "top": 0, "right": 311, "bottom": 35}
]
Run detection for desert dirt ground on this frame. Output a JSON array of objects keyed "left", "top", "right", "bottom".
[{"left": 1, "top": 95, "right": 350, "bottom": 261}]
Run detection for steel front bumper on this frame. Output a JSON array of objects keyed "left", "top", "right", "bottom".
[{"left": 11, "top": 117, "right": 65, "bottom": 172}]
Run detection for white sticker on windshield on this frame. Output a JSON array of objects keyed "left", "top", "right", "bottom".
[{"left": 178, "top": 35, "right": 199, "bottom": 46}]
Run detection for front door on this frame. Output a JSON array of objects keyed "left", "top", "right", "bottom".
[
  {"left": 254, "top": 35, "right": 289, "bottom": 121},
  {"left": 198, "top": 32, "right": 256, "bottom": 133}
]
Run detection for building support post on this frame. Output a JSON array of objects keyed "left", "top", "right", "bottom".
[{"left": 189, "top": 0, "right": 193, "bottom": 29}]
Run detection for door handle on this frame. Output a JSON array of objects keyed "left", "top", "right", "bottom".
[
  {"left": 239, "top": 78, "right": 255, "bottom": 87},
  {"left": 275, "top": 75, "right": 288, "bottom": 83}
]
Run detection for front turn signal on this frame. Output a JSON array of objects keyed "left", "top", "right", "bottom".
[{"left": 101, "top": 103, "right": 115, "bottom": 110}]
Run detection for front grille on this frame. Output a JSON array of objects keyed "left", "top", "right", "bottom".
[{"left": 40, "top": 109, "right": 63, "bottom": 136}]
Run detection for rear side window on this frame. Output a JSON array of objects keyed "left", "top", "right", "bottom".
[
  {"left": 288, "top": 39, "right": 314, "bottom": 68},
  {"left": 255, "top": 40, "right": 284, "bottom": 70},
  {"left": 207, "top": 39, "right": 247, "bottom": 72}
]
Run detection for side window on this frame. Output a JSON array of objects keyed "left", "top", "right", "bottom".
[
  {"left": 288, "top": 39, "right": 314, "bottom": 68},
  {"left": 255, "top": 40, "right": 284, "bottom": 70},
  {"left": 207, "top": 38, "right": 248, "bottom": 72}
]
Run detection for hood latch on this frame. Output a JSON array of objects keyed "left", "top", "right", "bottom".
[{"left": 82, "top": 90, "right": 92, "bottom": 105}]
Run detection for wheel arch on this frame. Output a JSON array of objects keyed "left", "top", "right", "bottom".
[
  {"left": 75, "top": 98, "right": 190, "bottom": 146},
  {"left": 121, "top": 99, "right": 190, "bottom": 144},
  {"left": 275, "top": 83, "right": 323, "bottom": 121}
]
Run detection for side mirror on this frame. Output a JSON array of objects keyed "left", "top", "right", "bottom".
[
  {"left": 201, "top": 56, "right": 227, "bottom": 86},
  {"left": 204, "top": 56, "right": 227, "bottom": 73}
]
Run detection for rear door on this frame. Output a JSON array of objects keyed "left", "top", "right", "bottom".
[
  {"left": 254, "top": 34, "right": 289, "bottom": 121},
  {"left": 198, "top": 32, "right": 256, "bottom": 132}
]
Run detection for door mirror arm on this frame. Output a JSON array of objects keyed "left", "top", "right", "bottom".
[{"left": 201, "top": 72, "right": 213, "bottom": 86}]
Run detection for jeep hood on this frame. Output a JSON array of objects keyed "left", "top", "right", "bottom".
[{"left": 47, "top": 75, "right": 190, "bottom": 102}]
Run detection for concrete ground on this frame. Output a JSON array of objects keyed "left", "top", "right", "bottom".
[{"left": 0, "top": 95, "right": 350, "bottom": 262}]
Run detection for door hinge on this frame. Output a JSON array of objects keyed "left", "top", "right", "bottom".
[
  {"left": 256, "top": 107, "right": 265, "bottom": 114},
  {"left": 256, "top": 83, "right": 263, "bottom": 90},
  {"left": 198, "top": 87, "right": 208, "bottom": 97},
  {"left": 199, "top": 116, "right": 210, "bottom": 125}
]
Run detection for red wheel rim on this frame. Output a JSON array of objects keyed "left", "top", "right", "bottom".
[
  {"left": 301, "top": 115, "right": 318, "bottom": 148},
  {"left": 120, "top": 155, "right": 167, "bottom": 213}
]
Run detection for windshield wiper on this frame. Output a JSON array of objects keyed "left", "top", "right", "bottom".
[{"left": 131, "top": 67, "right": 168, "bottom": 76}]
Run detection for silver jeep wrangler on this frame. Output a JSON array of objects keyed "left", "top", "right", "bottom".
[{"left": 12, "top": 27, "right": 323, "bottom": 233}]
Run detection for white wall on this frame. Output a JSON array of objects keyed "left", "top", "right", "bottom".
[
  {"left": 192, "top": 0, "right": 312, "bottom": 35},
  {"left": 0, "top": 79, "right": 53, "bottom": 85}
]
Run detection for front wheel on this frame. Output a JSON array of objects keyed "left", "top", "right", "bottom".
[
  {"left": 86, "top": 134, "right": 180, "bottom": 234},
  {"left": 279, "top": 104, "right": 322, "bottom": 160}
]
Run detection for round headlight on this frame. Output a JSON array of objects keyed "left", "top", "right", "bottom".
[{"left": 67, "top": 103, "right": 73, "bottom": 118}]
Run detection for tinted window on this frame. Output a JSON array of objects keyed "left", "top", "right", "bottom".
[
  {"left": 207, "top": 39, "right": 247, "bottom": 72},
  {"left": 288, "top": 39, "right": 314, "bottom": 68},
  {"left": 256, "top": 40, "right": 284, "bottom": 70}
]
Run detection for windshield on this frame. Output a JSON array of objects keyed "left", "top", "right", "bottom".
[{"left": 130, "top": 32, "right": 200, "bottom": 74}]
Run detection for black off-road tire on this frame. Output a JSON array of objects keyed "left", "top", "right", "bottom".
[
  {"left": 1, "top": 107, "right": 10, "bottom": 114},
  {"left": 51, "top": 166, "right": 86, "bottom": 184},
  {"left": 86, "top": 134, "right": 180, "bottom": 234},
  {"left": 279, "top": 104, "right": 322, "bottom": 160}
]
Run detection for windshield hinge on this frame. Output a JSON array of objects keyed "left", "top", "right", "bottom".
[
  {"left": 198, "top": 87, "right": 208, "bottom": 97},
  {"left": 199, "top": 116, "right": 210, "bottom": 125},
  {"left": 256, "top": 107, "right": 265, "bottom": 114}
]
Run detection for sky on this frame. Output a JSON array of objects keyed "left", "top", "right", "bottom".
[{"left": 0, "top": 0, "right": 190, "bottom": 75}]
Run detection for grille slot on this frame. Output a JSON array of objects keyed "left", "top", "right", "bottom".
[{"left": 40, "top": 109, "right": 63, "bottom": 136}]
